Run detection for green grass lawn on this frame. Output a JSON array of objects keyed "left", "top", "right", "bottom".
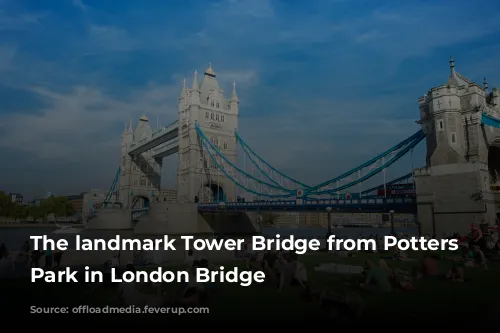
[{"left": 3, "top": 252, "right": 498, "bottom": 323}]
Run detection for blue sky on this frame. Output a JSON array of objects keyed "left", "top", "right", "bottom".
[{"left": 0, "top": 0, "right": 500, "bottom": 199}]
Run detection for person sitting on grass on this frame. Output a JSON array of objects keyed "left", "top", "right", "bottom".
[
  {"left": 470, "top": 245, "right": 488, "bottom": 270},
  {"left": 262, "top": 249, "right": 281, "bottom": 285},
  {"left": 378, "top": 259, "right": 413, "bottom": 290},
  {"left": 414, "top": 253, "right": 439, "bottom": 278},
  {"left": 278, "top": 252, "right": 308, "bottom": 292},
  {"left": 359, "top": 260, "right": 392, "bottom": 292}
]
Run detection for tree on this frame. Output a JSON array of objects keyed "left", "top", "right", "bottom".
[
  {"left": 10, "top": 205, "right": 28, "bottom": 222},
  {"left": 44, "top": 196, "right": 76, "bottom": 220},
  {"left": 0, "top": 191, "right": 14, "bottom": 219}
]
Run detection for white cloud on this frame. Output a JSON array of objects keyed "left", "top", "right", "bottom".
[
  {"left": 72, "top": 0, "right": 89, "bottom": 12},
  {"left": 0, "top": 11, "right": 47, "bottom": 30},
  {"left": 87, "top": 24, "right": 138, "bottom": 52},
  {"left": 0, "top": 83, "right": 180, "bottom": 161}
]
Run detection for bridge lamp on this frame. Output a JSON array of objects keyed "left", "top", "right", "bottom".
[
  {"left": 326, "top": 207, "right": 332, "bottom": 238},
  {"left": 389, "top": 210, "right": 395, "bottom": 234}
]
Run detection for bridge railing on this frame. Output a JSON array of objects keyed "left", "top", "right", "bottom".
[
  {"left": 129, "top": 120, "right": 179, "bottom": 150},
  {"left": 197, "top": 197, "right": 416, "bottom": 208}
]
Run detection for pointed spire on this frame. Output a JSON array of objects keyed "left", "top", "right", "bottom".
[
  {"left": 128, "top": 120, "right": 133, "bottom": 132},
  {"left": 484, "top": 78, "right": 488, "bottom": 91},
  {"left": 231, "top": 81, "right": 238, "bottom": 102},
  {"left": 449, "top": 55, "right": 455, "bottom": 76},
  {"left": 192, "top": 70, "right": 199, "bottom": 91},
  {"left": 123, "top": 122, "right": 127, "bottom": 133},
  {"left": 180, "top": 78, "right": 186, "bottom": 97},
  {"left": 205, "top": 62, "right": 216, "bottom": 77},
  {"left": 447, "top": 56, "right": 459, "bottom": 87}
]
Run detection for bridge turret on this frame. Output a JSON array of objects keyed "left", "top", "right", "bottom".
[
  {"left": 179, "top": 78, "right": 187, "bottom": 112},
  {"left": 489, "top": 88, "right": 499, "bottom": 108},
  {"left": 418, "top": 58, "right": 465, "bottom": 167},
  {"left": 190, "top": 70, "right": 201, "bottom": 106},
  {"left": 230, "top": 81, "right": 239, "bottom": 114},
  {"left": 414, "top": 56, "right": 500, "bottom": 236}
]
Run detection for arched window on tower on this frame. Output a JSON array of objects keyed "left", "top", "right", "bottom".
[
  {"left": 211, "top": 101, "right": 215, "bottom": 107},
  {"left": 216, "top": 101, "right": 220, "bottom": 108}
]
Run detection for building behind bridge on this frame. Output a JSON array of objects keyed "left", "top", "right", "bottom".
[{"left": 8, "top": 193, "right": 23, "bottom": 205}]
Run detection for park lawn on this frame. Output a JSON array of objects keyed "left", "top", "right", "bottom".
[{"left": 3, "top": 252, "right": 498, "bottom": 323}]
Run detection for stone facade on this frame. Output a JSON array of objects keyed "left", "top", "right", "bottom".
[
  {"left": 119, "top": 117, "right": 162, "bottom": 209},
  {"left": 176, "top": 64, "right": 238, "bottom": 203},
  {"left": 415, "top": 57, "right": 500, "bottom": 235}
]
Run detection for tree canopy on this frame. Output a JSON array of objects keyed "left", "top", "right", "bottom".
[{"left": 0, "top": 191, "right": 77, "bottom": 221}]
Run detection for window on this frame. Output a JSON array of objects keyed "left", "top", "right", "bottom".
[
  {"left": 451, "top": 132, "right": 457, "bottom": 143},
  {"left": 437, "top": 119, "right": 444, "bottom": 131},
  {"left": 133, "top": 180, "right": 138, "bottom": 186},
  {"left": 210, "top": 113, "right": 214, "bottom": 120},
  {"left": 203, "top": 160, "right": 208, "bottom": 168},
  {"left": 140, "top": 178, "right": 146, "bottom": 186},
  {"left": 215, "top": 138, "right": 219, "bottom": 147},
  {"left": 216, "top": 114, "right": 219, "bottom": 121},
  {"left": 148, "top": 181, "right": 152, "bottom": 187},
  {"left": 216, "top": 101, "right": 220, "bottom": 108},
  {"left": 223, "top": 142, "right": 228, "bottom": 150},
  {"left": 141, "top": 163, "right": 146, "bottom": 172},
  {"left": 221, "top": 115, "right": 225, "bottom": 122},
  {"left": 205, "top": 112, "right": 209, "bottom": 119},
  {"left": 132, "top": 164, "right": 137, "bottom": 171},
  {"left": 210, "top": 137, "right": 214, "bottom": 144},
  {"left": 211, "top": 101, "right": 215, "bottom": 107}
]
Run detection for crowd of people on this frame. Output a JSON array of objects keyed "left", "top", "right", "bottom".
[{"left": 1, "top": 221, "right": 498, "bottom": 320}]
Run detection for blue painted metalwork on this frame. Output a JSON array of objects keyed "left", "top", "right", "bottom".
[
  {"left": 103, "top": 167, "right": 120, "bottom": 204},
  {"left": 482, "top": 113, "right": 500, "bottom": 128},
  {"left": 360, "top": 172, "right": 413, "bottom": 195},
  {"left": 196, "top": 122, "right": 296, "bottom": 198},
  {"left": 305, "top": 130, "right": 424, "bottom": 195},
  {"left": 197, "top": 121, "right": 424, "bottom": 199},
  {"left": 236, "top": 131, "right": 311, "bottom": 189}
]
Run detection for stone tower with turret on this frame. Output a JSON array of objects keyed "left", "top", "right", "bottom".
[
  {"left": 119, "top": 116, "right": 162, "bottom": 209},
  {"left": 415, "top": 57, "right": 500, "bottom": 235},
  {"left": 177, "top": 64, "right": 239, "bottom": 203}
]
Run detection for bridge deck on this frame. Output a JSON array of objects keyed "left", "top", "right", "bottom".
[{"left": 197, "top": 197, "right": 416, "bottom": 213}]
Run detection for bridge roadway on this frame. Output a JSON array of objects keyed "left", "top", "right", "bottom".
[
  {"left": 197, "top": 197, "right": 416, "bottom": 214},
  {"left": 128, "top": 120, "right": 179, "bottom": 158}
]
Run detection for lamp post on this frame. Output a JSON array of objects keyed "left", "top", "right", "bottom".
[
  {"left": 326, "top": 207, "right": 332, "bottom": 238},
  {"left": 389, "top": 210, "right": 395, "bottom": 234},
  {"left": 217, "top": 201, "right": 226, "bottom": 239}
]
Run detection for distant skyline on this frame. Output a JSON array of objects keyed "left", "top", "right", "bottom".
[{"left": 0, "top": 0, "right": 500, "bottom": 199}]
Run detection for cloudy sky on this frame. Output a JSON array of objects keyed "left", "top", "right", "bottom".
[{"left": 0, "top": 0, "right": 499, "bottom": 200}]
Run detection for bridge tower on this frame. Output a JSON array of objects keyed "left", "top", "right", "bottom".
[
  {"left": 415, "top": 57, "right": 500, "bottom": 235},
  {"left": 177, "top": 64, "right": 238, "bottom": 203},
  {"left": 119, "top": 116, "right": 161, "bottom": 209}
]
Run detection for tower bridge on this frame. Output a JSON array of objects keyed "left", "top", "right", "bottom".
[{"left": 84, "top": 59, "right": 500, "bottom": 235}]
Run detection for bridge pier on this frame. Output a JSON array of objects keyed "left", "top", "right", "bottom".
[{"left": 415, "top": 163, "right": 495, "bottom": 235}]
